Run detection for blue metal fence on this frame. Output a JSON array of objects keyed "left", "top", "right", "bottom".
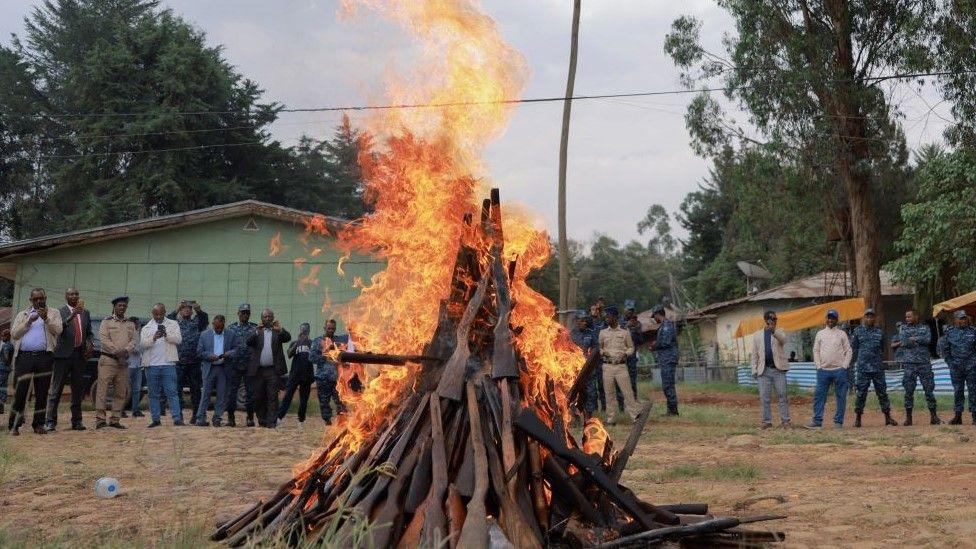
[{"left": 736, "top": 360, "right": 954, "bottom": 395}]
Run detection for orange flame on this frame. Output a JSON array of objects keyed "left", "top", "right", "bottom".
[
  {"left": 298, "top": 265, "right": 321, "bottom": 295},
  {"left": 269, "top": 232, "right": 286, "bottom": 256}
]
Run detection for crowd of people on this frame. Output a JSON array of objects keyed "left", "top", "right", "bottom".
[
  {"left": 750, "top": 307, "right": 976, "bottom": 430},
  {"left": 568, "top": 299, "right": 679, "bottom": 424},
  {"left": 0, "top": 287, "right": 355, "bottom": 435}
]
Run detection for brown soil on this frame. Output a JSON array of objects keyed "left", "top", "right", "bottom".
[{"left": 2, "top": 389, "right": 975, "bottom": 547}]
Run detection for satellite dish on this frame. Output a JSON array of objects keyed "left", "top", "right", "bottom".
[{"left": 737, "top": 261, "right": 773, "bottom": 279}]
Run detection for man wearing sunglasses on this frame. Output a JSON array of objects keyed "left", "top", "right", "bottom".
[{"left": 750, "top": 310, "right": 791, "bottom": 428}]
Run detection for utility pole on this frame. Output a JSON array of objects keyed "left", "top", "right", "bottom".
[{"left": 557, "top": 0, "right": 581, "bottom": 327}]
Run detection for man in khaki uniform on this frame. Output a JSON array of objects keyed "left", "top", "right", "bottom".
[
  {"left": 95, "top": 296, "right": 136, "bottom": 429},
  {"left": 599, "top": 306, "right": 640, "bottom": 424}
]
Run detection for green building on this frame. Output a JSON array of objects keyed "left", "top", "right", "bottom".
[{"left": 0, "top": 201, "right": 381, "bottom": 332}]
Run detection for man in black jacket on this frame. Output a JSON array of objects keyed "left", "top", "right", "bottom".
[
  {"left": 246, "top": 309, "right": 291, "bottom": 428},
  {"left": 44, "top": 288, "right": 92, "bottom": 431}
]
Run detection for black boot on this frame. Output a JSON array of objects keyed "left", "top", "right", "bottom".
[
  {"left": 950, "top": 411, "right": 963, "bottom": 425},
  {"left": 972, "top": 412, "right": 976, "bottom": 426},
  {"left": 904, "top": 409, "right": 913, "bottom": 426},
  {"left": 930, "top": 409, "right": 942, "bottom": 425},
  {"left": 884, "top": 411, "right": 898, "bottom": 426},
  {"left": 227, "top": 414, "right": 236, "bottom": 427},
  {"left": 854, "top": 413, "right": 862, "bottom": 428}
]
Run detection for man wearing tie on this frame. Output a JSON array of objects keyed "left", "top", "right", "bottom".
[{"left": 44, "top": 288, "right": 93, "bottom": 432}]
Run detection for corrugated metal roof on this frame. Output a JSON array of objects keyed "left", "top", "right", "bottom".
[
  {"left": 695, "top": 271, "right": 912, "bottom": 315},
  {"left": 0, "top": 200, "right": 351, "bottom": 260}
]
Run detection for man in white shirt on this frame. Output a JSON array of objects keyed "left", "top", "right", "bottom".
[
  {"left": 806, "top": 309, "right": 853, "bottom": 429},
  {"left": 140, "top": 303, "right": 183, "bottom": 427}
]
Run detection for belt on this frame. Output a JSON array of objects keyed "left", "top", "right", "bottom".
[{"left": 603, "top": 360, "right": 625, "bottom": 365}]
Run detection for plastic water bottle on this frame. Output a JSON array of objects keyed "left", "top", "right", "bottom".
[{"left": 94, "top": 477, "right": 119, "bottom": 499}]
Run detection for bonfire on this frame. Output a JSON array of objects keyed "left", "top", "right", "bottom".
[{"left": 212, "top": 1, "right": 785, "bottom": 546}]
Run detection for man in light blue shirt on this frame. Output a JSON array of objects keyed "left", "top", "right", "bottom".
[{"left": 196, "top": 315, "right": 234, "bottom": 427}]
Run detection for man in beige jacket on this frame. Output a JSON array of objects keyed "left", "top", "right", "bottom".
[
  {"left": 95, "top": 296, "right": 137, "bottom": 429},
  {"left": 7, "top": 288, "right": 63, "bottom": 435},
  {"left": 806, "top": 309, "right": 853, "bottom": 429},
  {"left": 598, "top": 306, "right": 640, "bottom": 424},
  {"left": 750, "top": 311, "right": 790, "bottom": 428}
]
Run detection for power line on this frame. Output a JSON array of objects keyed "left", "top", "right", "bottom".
[{"left": 17, "top": 70, "right": 974, "bottom": 120}]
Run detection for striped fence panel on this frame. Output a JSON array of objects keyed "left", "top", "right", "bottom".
[{"left": 736, "top": 360, "right": 955, "bottom": 395}]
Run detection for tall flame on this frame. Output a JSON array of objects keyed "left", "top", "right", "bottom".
[{"left": 301, "top": 0, "right": 583, "bottom": 452}]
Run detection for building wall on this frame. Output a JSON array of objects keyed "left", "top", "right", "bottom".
[{"left": 7, "top": 215, "right": 382, "bottom": 333}]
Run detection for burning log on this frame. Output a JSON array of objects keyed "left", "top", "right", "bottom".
[{"left": 215, "top": 190, "right": 784, "bottom": 547}]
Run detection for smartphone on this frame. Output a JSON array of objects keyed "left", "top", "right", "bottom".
[{"left": 156, "top": 324, "right": 166, "bottom": 335}]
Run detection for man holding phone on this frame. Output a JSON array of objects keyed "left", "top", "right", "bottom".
[
  {"left": 246, "top": 309, "right": 291, "bottom": 428},
  {"left": 141, "top": 303, "right": 183, "bottom": 427},
  {"left": 167, "top": 299, "right": 208, "bottom": 425},
  {"left": 45, "top": 287, "right": 93, "bottom": 431},
  {"left": 195, "top": 314, "right": 234, "bottom": 426},
  {"left": 750, "top": 310, "right": 791, "bottom": 429},
  {"left": 7, "top": 288, "right": 63, "bottom": 435}
]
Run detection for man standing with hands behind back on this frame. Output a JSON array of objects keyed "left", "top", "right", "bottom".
[
  {"left": 95, "top": 296, "right": 136, "bottom": 429},
  {"left": 45, "top": 287, "right": 92, "bottom": 432},
  {"left": 246, "top": 309, "right": 291, "bottom": 428},
  {"left": 750, "top": 311, "right": 790, "bottom": 429},
  {"left": 8, "top": 288, "right": 62, "bottom": 435}
]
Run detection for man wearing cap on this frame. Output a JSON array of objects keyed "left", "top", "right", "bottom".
[
  {"left": 598, "top": 306, "right": 640, "bottom": 423},
  {"left": 651, "top": 306, "right": 680, "bottom": 416},
  {"left": 749, "top": 311, "right": 790, "bottom": 428},
  {"left": 44, "top": 287, "right": 93, "bottom": 431},
  {"left": 938, "top": 310, "right": 976, "bottom": 425},
  {"left": 894, "top": 309, "right": 940, "bottom": 426},
  {"left": 167, "top": 300, "right": 208, "bottom": 425},
  {"left": 570, "top": 311, "right": 599, "bottom": 418},
  {"left": 623, "top": 300, "right": 643, "bottom": 400},
  {"left": 588, "top": 302, "right": 608, "bottom": 413},
  {"left": 850, "top": 308, "right": 897, "bottom": 427},
  {"left": 225, "top": 303, "right": 257, "bottom": 427},
  {"left": 94, "top": 297, "right": 137, "bottom": 429},
  {"left": 807, "top": 309, "right": 852, "bottom": 429}
]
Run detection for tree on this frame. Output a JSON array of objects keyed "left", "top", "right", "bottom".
[
  {"left": 665, "top": 0, "right": 933, "bottom": 323},
  {"left": 637, "top": 204, "right": 677, "bottom": 257},
  {"left": 886, "top": 149, "right": 976, "bottom": 304},
  {"left": 676, "top": 180, "right": 730, "bottom": 276},
  {"left": 936, "top": 0, "right": 976, "bottom": 147}
]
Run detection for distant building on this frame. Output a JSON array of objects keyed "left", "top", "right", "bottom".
[
  {"left": 0, "top": 201, "right": 381, "bottom": 332},
  {"left": 692, "top": 271, "right": 913, "bottom": 364}
]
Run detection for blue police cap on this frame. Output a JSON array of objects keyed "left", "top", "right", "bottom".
[
  {"left": 624, "top": 299, "right": 636, "bottom": 310},
  {"left": 238, "top": 303, "right": 251, "bottom": 312},
  {"left": 574, "top": 310, "right": 589, "bottom": 320},
  {"left": 954, "top": 309, "right": 968, "bottom": 319},
  {"left": 864, "top": 308, "right": 876, "bottom": 316},
  {"left": 111, "top": 296, "right": 129, "bottom": 306},
  {"left": 826, "top": 309, "right": 839, "bottom": 319},
  {"left": 604, "top": 305, "right": 620, "bottom": 317},
  {"left": 652, "top": 305, "right": 666, "bottom": 316}
]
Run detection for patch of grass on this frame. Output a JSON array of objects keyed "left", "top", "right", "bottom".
[
  {"left": 660, "top": 463, "right": 704, "bottom": 480},
  {"left": 0, "top": 441, "right": 26, "bottom": 483},
  {"left": 645, "top": 461, "right": 760, "bottom": 483},
  {"left": 765, "top": 430, "right": 853, "bottom": 446},
  {"left": 677, "top": 404, "right": 742, "bottom": 426},
  {"left": 709, "top": 461, "right": 760, "bottom": 481},
  {"left": 875, "top": 455, "right": 921, "bottom": 466}
]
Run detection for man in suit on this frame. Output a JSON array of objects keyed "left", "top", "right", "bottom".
[
  {"left": 195, "top": 314, "right": 236, "bottom": 427},
  {"left": 7, "top": 288, "right": 63, "bottom": 435},
  {"left": 246, "top": 309, "right": 291, "bottom": 428},
  {"left": 44, "top": 287, "right": 93, "bottom": 432},
  {"left": 750, "top": 310, "right": 791, "bottom": 429}
]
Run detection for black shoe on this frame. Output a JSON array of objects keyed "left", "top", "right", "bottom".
[
  {"left": 212, "top": 419, "right": 222, "bottom": 427},
  {"left": 246, "top": 418, "right": 255, "bottom": 427},
  {"left": 227, "top": 415, "right": 236, "bottom": 427},
  {"left": 854, "top": 414, "right": 862, "bottom": 428},
  {"left": 666, "top": 409, "right": 679, "bottom": 417},
  {"left": 120, "top": 411, "right": 129, "bottom": 418},
  {"left": 195, "top": 421, "right": 208, "bottom": 427},
  {"left": 44, "top": 422, "right": 56, "bottom": 432},
  {"left": 904, "top": 409, "right": 913, "bottom": 426},
  {"left": 323, "top": 418, "right": 333, "bottom": 425},
  {"left": 148, "top": 421, "right": 162, "bottom": 428},
  {"left": 71, "top": 422, "right": 87, "bottom": 431},
  {"left": 133, "top": 410, "right": 145, "bottom": 418},
  {"left": 884, "top": 412, "right": 898, "bottom": 426},
  {"left": 95, "top": 420, "right": 108, "bottom": 430},
  {"left": 33, "top": 425, "right": 47, "bottom": 435},
  {"left": 173, "top": 421, "right": 186, "bottom": 427},
  {"left": 972, "top": 412, "right": 976, "bottom": 426},
  {"left": 930, "top": 410, "right": 942, "bottom": 425},
  {"left": 950, "top": 412, "right": 963, "bottom": 425},
  {"left": 108, "top": 422, "right": 126, "bottom": 430},
  {"left": 11, "top": 425, "right": 20, "bottom": 436}
]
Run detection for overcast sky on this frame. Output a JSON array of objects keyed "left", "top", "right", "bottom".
[{"left": 0, "top": 0, "right": 952, "bottom": 245}]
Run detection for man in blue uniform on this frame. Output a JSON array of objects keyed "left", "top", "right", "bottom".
[
  {"left": 623, "top": 300, "right": 643, "bottom": 400},
  {"left": 850, "top": 308, "right": 897, "bottom": 427},
  {"left": 310, "top": 319, "right": 352, "bottom": 425},
  {"left": 894, "top": 309, "right": 940, "bottom": 426},
  {"left": 938, "top": 310, "right": 976, "bottom": 425},
  {"left": 587, "top": 303, "right": 607, "bottom": 412},
  {"left": 651, "top": 305, "right": 679, "bottom": 416},
  {"left": 224, "top": 303, "right": 257, "bottom": 427},
  {"left": 570, "top": 311, "right": 598, "bottom": 418},
  {"left": 167, "top": 300, "right": 208, "bottom": 425}
]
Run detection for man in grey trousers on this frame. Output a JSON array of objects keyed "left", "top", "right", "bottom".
[{"left": 750, "top": 310, "right": 791, "bottom": 428}]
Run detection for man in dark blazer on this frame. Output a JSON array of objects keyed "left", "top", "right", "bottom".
[
  {"left": 44, "top": 288, "right": 93, "bottom": 431},
  {"left": 246, "top": 309, "right": 291, "bottom": 428}
]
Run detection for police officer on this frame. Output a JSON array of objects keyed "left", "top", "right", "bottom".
[
  {"left": 167, "top": 300, "right": 208, "bottom": 424},
  {"left": 310, "top": 319, "right": 352, "bottom": 425},
  {"left": 938, "top": 310, "right": 976, "bottom": 425},
  {"left": 623, "top": 300, "right": 643, "bottom": 400},
  {"left": 651, "top": 305, "right": 679, "bottom": 416},
  {"left": 588, "top": 303, "right": 607, "bottom": 412},
  {"left": 850, "top": 308, "right": 897, "bottom": 427},
  {"left": 225, "top": 303, "right": 257, "bottom": 427},
  {"left": 570, "top": 310, "right": 598, "bottom": 418},
  {"left": 894, "top": 309, "right": 940, "bottom": 426}
]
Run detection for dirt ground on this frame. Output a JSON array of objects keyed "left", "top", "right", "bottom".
[{"left": 2, "top": 384, "right": 976, "bottom": 547}]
